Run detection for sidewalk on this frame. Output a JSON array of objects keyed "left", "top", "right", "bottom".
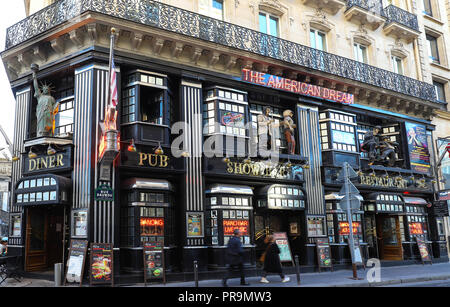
[{"left": 2, "top": 262, "right": 450, "bottom": 287}]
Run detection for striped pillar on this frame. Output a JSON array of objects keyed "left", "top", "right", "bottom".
[
  {"left": 181, "top": 80, "right": 205, "bottom": 247},
  {"left": 297, "top": 104, "right": 326, "bottom": 218},
  {"left": 8, "top": 87, "right": 31, "bottom": 247}
]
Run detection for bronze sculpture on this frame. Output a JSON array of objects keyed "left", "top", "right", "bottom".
[
  {"left": 282, "top": 110, "right": 296, "bottom": 155},
  {"left": 31, "top": 64, "right": 58, "bottom": 137}
]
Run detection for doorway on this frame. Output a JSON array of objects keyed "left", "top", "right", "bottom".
[
  {"left": 376, "top": 215, "right": 403, "bottom": 261},
  {"left": 25, "top": 206, "right": 65, "bottom": 272}
]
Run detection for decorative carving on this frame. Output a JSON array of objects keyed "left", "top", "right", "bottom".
[{"left": 360, "top": 126, "right": 399, "bottom": 167}]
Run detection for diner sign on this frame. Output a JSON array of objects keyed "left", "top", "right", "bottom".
[
  {"left": 241, "top": 69, "right": 354, "bottom": 104},
  {"left": 24, "top": 147, "right": 72, "bottom": 175}
]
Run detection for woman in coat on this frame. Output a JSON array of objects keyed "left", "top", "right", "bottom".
[{"left": 260, "top": 235, "right": 290, "bottom": 283}]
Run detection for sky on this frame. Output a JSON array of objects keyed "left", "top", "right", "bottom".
[{"left": 0, "top": 1, "right": 25, "bottom": 158}]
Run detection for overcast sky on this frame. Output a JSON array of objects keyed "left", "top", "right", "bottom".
[{"left": 0, "top": 1, "right": 25, "bottom": 157}]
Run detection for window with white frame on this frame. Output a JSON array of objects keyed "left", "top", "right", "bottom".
[
  {"left": 259, "top": 12, "right": 279, "bottom": 37},
  {"left": 354, "top": 43, "right": 368, "bottom": 64},
  {"left": 391, "top": 56, "right": 403, "bottom": 75},
  {"left": 426, "top": 34, "right": 440, "bottom": 64},
  {"left": 310, "top": 29, "right": 327, "bottom": 51},
  {"left": 199, "top": 0, "right": 224, "bottom": 20}
]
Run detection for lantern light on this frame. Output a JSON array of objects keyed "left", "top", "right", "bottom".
[
  {"left": 127, "top": 139, "right": 137, "bottom": 152},
  {"left": 28, "top": 147, "right": 37, "bottom": 159},
  {"left": 154, "top": 142, "right": 164, "bottom": 155},
  {"left": 47, "top": 144, "right": 56, "bottom": 156}
]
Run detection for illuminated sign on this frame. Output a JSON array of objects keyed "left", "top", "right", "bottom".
[
  {"left": 223, "top": 219, "right": 249, "bottom": 236},
  {"left": 241, "top": 69, "right": 354, "bottom": 104},
  {"left": 409, "top": 222, "right": 424, "bottom": 235},
  {"left": 226, "top": 161, "right": 290, "bottom": 178},
  {"left": 140, "top": 218, "right": 164, "bottom": 227},
  {"left": 24, "top": 146, "right": 72, "bottom": 175},
  {"left": 338, "top": 222, "right": 360, "bottom": 235}
]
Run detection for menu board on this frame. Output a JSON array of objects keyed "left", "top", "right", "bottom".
[
  {"left": 143, "top": 242, "right": 166, "bottom": 285},
  {"left": 315, "top": 238, "right": 333, "bottom": 272},
  {"left": 405, "top": 122, "right": 431, "bottom": 174},
  {"left": 415, "top": 237, "right": 432, "bottom": 264},
  {"left": 273, "top": 232, "right": 293, "bottom": 264},
  {"left": 90, "top": 243, "right": 114, "bottom": 286},
  {"left": 65, "top": 240, "right": 88, "bottom": 286}
]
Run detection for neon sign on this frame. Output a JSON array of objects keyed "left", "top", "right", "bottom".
[
  {"left": 338, "top": 222, "right": 360, "bottom": 235},
  {"left": 241, "top": 69, "right": 354, "bottom": 104},
  {"left": 140, "top": 218, "right": 164, "bottom": 227},
  {"left": 409, "top": 222, "right": 423, "bottom": 235},
  {"left": 223, "top": 219, "right": 249, "bottom": 236}
]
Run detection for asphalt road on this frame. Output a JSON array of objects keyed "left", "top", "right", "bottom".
[{"left": 381, "top": 279, "right": 450, "bottom": 287}]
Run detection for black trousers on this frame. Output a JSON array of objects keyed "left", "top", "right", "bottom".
[
  {"left": 262, "top": 271, "right": 285, "bottom": 279},
  {"left": 223, "top": 263, "right": 246, "bottom": 283}
]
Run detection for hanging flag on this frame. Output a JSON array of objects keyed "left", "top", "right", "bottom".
[{"left": 110, "top": 53, "right": 118, "bottom": 108}]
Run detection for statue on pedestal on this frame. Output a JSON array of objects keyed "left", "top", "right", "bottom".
[
  {"left": 31, "top": 64, "right": 58, "bottom": 137},
  {"left": 282, "top": 109, "right": 296, "bottom": 155}
]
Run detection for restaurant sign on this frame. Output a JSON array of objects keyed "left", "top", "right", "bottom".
[
  {"left": 24, "top": 146, "right": 72, "bottom": 175},
  {"left": 241, "top": 69, "right": 354, "bottom": 104}
]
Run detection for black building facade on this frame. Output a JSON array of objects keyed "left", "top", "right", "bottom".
[{"left": 2, "top": 0, "right": 448, "bottom": 281}]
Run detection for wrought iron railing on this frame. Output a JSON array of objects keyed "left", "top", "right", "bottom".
[
  {"left": 346, "top": 0, "right": 386, "bottom": 17},
  {"left": 384, "top": 4, "right": 419, "bottom": 32},
  {"left": 4, "top": 0, "right": 437, "bottom": 102}
]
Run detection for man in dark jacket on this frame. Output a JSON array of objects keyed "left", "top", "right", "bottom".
[{"left": 222, "top": 229, "right": 250, "bottom": 286}]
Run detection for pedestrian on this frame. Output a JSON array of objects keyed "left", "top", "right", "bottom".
[
  {"left": 260, "top": 235, "right": 290, "bottom": 283},
  {"left": 0, "top": 237, "right": 7, "bottom": 256},
  {"left": 222, "top": 229, "right": 250, "bottom": 287}
]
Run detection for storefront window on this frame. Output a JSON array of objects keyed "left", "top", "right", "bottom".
[
  {"left": 140, "top": 207, "right": 165, "bottom": 244},
  {"left": 307, "top": 216, "right": 325, "bottom": 237},
  {"left": 54, "top": 97, "right": 74, "bottom": 135},
  {"left": 407, "top": 215, "right": 428, "bottom": 241}
]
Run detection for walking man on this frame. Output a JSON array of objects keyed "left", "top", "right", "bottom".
[{"left": 222, "top": 229, "right": 250, "bottom": 287}]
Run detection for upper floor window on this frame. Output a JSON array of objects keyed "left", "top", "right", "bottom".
[
  {"left": 433, "top": 80, "right": 446, "bottom": 102},
  {"left": 354, "top": 43, "right": 368, "bottom": 64},
  {"left": 391, "top": 56, "right": 403, "bottom": 75},
  {"left": 426, "top": 34, "right": 440, "bottom": 64},
  {"left": 310, "top": 29, "right": 327, "bottom": 51},
  {"left": 259, "top": 12, "right": 279, "bottom": 37},
  {"left": 199, "top": 0, "right": 224, "bottom": 20},
  {"left": 422, "top": 0, "right": 433, "bottom": 16}
]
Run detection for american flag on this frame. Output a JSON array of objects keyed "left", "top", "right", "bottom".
[{"left": 110, "top": 54, "right": 118, "bottom": 107}]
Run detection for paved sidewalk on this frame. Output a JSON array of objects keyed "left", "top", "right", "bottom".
[{"left": 2, "top": 262, "right": 450, "bottom": 287}]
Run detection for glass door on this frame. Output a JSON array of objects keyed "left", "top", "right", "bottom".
[{"left": 377, "top": 216, "right": 403, "bottom": 260}]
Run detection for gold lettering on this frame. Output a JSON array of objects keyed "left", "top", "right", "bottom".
[
  {"left": 139, "top": 153, "right": 147, "bottom": 166},
  {"left": 234, "top": 162, "right": 243, "bottom": 175},
  {"left": 49, "top": 156, "right": 56, "bottom": 168},
  {"left": 29, "top": 159, "right": 36, "bottom": 171},
  {"left": 252, "top": 164, "right": 260, "bottom": 176},
  {"left": 227, "top": 162, "right": 233, "bottom": 173},
  {"left": 242, "top": 164, "right": 251, "bottom": 175},
  {"left": 149, "top": 154, "right": 158, "bottom": 167},
  {"left": 159, "top": 155, "right": 169, "bottom": 168},
  {"left": 40, "top": 157, "right": 48, "bottom": 169},
  {"left": 57, "top": 154, "right": 64, "bottom": 167}
]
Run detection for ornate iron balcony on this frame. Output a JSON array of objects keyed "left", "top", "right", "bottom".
[
  {"left": 4, "top": 0, "right": 437, "bottom": 102},
  {"left": 346, "top": 0, "right": 386, "bottom": 17},
  {"left": 384, "top": 4, "right": 419, "bottom": 32}
]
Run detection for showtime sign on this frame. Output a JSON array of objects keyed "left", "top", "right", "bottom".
[{"left": 241, "top": 69, "right": 354, "bottom": 104}]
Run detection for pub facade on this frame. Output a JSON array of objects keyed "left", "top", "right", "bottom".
[{"left": 2, "top": 0, "right": 448, "bottom": 280}]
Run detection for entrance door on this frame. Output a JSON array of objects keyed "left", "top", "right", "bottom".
[
  {"left": 25, "top": 207, "right": 48, "bottom": 271},
  {"left": 377, "top": 216, "right": 403, "bottom": 260}
]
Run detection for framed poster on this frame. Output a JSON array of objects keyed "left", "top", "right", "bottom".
[
  {"left": 315, "top": 238, "right": 333, "bottom": 272},
  {"left": 415, "top": 237, "right": 432, "bottom": 265},
  {"left": 187, "top": 212, "right": 204, "bottom": 238},
  {"left": 89, "top": 243, "right": 114, "bottom": 286},
  {"left": 405, "top": 122, "right": 431, "bottom": 174},
  {"left": 72, "top": 210, "right": 88, "bottom": 237},
  {"left": 143, "top": 242, "right": 166, "bottom": 285},
  {"left": 273, "top": 232, "right": 294, "bottom": 264},
  {"left": 64, "top": 240, "right": 88, "bottom": 286}
]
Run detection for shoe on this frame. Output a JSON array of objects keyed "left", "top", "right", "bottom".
[
  {"left": 240, "top": 281, "right": 250, "bottom": 286},
  {"left": 260, "top": 277, "right": 269, "bottom": 283},
  {"left": 282, "top": 276, "right": 290, "bottom": 283}
]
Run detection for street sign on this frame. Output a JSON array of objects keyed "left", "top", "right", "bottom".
[
  {"left": 339, "top": 180, "right": 359, "bottom": 197},
  {"left": 339, "top": 194, "right": 362, "bottom": 211},
  {"left": 336, "top": 164, "right": 359, "bottom": 182}
]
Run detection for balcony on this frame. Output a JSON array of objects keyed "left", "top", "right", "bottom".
[
  {"left": 345, "top": 0, "right": 386, "bottom": 30},
  {"left": 301, "top": 0, "right": 346, "bottom": 15},
  {"left": 3, "top": 0, "right": 437, "bottom": 104},
  {"left": 383, "top": 5, "right": 420, "bottom": 43}
]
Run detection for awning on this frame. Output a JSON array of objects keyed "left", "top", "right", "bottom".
[
  {"left": 122, "top": 178, "right": 174, "bottom": 191},
  {"left": 403, "top": 197, "right": 428, "bottom": 205},
  {"left": 325, "top": 192, "right": 363, "bottom": 202},
  {"left": 205, "top": 184, "right": 253, "bottom": 195},
  {"left": 15, "top": 174, "right": 71, "bottom": 206}
]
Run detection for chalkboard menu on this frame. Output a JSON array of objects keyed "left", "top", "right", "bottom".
[
  {"left": 415, "top": 237, "right": 432, "bottom": 265},
  {"left": 273, "top": 232, "right": 294, "bottom": 264},
  {"left": 90, "top": 243, "right": 114, "bottom": 286},
  {"left": 315, "top": 238, "right": 333, "bottom": 272},
  {"left": 64, "top": 240, "right": 88, "bottom": 286},
  {"left": 143, "top": 242, "right": 166, "bottom": 285}
]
